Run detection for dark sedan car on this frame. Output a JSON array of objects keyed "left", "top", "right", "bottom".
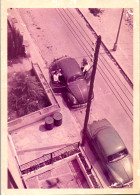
[
  {"left": 49, "top": 56, "right": 93, "bottom": 108},
  {"left": 86, "top": 119, "right": 133, "bottom": 188}
]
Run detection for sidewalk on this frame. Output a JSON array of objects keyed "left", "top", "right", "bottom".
[{"left": 79, "top": 8, "right": 133, "bottom": 83}]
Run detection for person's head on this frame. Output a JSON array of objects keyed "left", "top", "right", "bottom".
[
  {"left": 83, "top": 58, "right": 88, "bottom": 65},
  {"left": 56, "top": 69, "right": 60, "bottom": 74}
]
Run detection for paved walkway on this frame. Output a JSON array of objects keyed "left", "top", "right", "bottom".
[
  {"left": 25, "top": 159, "right": 89, "bottom": 188},
  {"left": 79, "top": 8, "right": 133, "bottom": 83}
]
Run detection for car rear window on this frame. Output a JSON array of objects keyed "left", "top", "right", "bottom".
[{"left": 108, "top": 148, "right": 128, "bottom": 163}]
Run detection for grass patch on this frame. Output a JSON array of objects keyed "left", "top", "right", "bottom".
[{"left": 8, "top": 71, "right": 51, "bottom": 121}]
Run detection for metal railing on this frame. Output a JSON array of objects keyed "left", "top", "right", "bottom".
[{"left": 19, "top": 142, "right": 80, "bottom": 175}]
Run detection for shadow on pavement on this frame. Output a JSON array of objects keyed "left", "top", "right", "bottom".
[{"left": 39, "top": 124, "right": 47, "bottom": 132}]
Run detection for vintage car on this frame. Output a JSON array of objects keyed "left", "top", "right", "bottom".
[
  {"left": 49, "top": 56, "right": 93, "bottom": 108},
  {"left": 86, "top": 119, "right": 133, "bottom": 188}
]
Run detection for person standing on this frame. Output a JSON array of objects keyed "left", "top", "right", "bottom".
[{"left": 81, "top": 58, "right": 91, "bottom": 75}]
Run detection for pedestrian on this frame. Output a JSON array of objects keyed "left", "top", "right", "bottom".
[{"left": 81, "top": 58, "right": 91, "bottom": 75}]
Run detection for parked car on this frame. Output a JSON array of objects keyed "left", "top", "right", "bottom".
[
  {"left": 86, "top": 119, "right": 133, "bottom": 188},
  {"left": 49, "top": 56, "right": 93, "bottom": 108}
]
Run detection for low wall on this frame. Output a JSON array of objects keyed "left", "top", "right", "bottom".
[{"left": 8, "top": 63, "right": 60, "bottom": 132}]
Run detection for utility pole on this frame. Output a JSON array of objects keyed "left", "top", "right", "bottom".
[
  {"left": 81, "top": 35, "right": 101, "bottom": 146},
  {"left": 113, "top": 8, "right": 124, "bottom": 51}
]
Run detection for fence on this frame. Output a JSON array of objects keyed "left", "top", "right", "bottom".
[{"left": 19, "top": 142, "right": 80, "bottom": 175}]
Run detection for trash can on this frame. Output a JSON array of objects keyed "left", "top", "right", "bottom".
[
  {"left": 45, "top": 116, "right": 54, "bottom": 130},
  {"left": 53, "top": 112, "right": 62, "bottom": 126}
]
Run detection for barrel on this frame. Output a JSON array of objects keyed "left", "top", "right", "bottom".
[
  {"left": 45, "top": 116, "right": 54, "bottom": 130},
  {"left": 53, "top": 112, "right": 62, "bottom": 126}
]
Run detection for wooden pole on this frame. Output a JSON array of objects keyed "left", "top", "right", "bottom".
[{"left": 81, "top": 35, "right": 101, "bottom": 146}]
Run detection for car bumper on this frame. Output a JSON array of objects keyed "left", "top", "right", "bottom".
[
  {"left": 122, "top": 180, "right": 133, "bottom": 188},
  {"left": 71, "top": 97, "right": 93, "bottom": 109},
  {"left": 110, "top": 180, "right": 133, "bottom": 188},
  {"left": 71, "top": 102, "right": 87, "bottom": 109}
]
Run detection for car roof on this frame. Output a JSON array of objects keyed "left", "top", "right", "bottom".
[
  {"left": 55, "top": 57, "right": 82, "bottom": 81},
  {"left": 96, "top": 127, "right": 126, "bottom": 157}
]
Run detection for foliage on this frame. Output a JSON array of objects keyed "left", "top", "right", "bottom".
[
  {"left": 89, "top": 8, "right": 103, "bottom": 17},
  {"left": 8, "top": 24, "right": 26, "bottom": 60},
  {"left": 8, "top": 72, "right": 50, "bottom": 119},
  {"left": 124, "top": 9, "right": 133, "bottom": 30}
]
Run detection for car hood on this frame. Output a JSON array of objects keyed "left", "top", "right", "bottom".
[
  {"left": 107, "top": 155, "right": 133, "bottom": 186},
  {"left": 67, "top": 79, "right": 89, "bottom": 104}
]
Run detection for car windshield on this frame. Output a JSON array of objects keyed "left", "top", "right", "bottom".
[
  {"left": 68, "top": 74, "right": 84, "bottom": 83},
  {"left": 108, "top": 148, "right": 128, "bottom": 163}
]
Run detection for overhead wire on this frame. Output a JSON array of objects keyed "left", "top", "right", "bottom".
[{"left": 56, "top": 8, "right": 133, "bottom": 121}]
